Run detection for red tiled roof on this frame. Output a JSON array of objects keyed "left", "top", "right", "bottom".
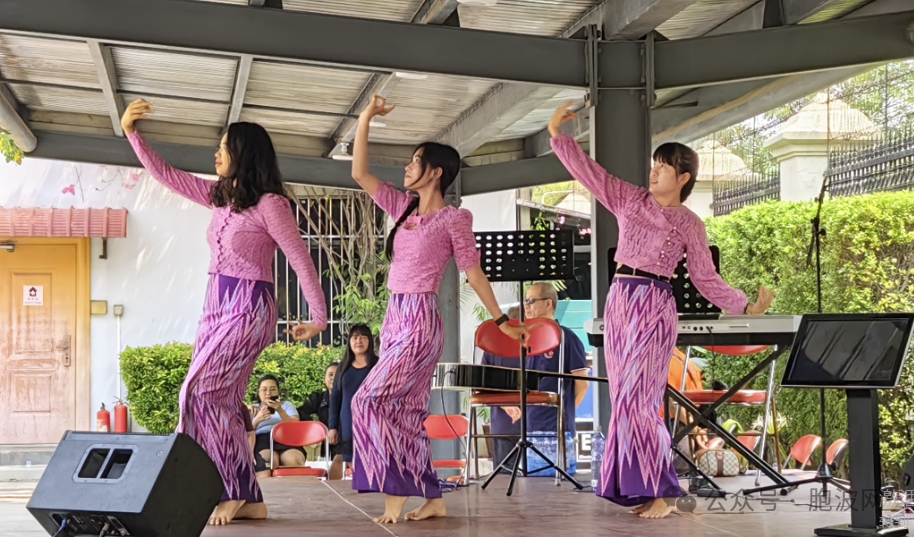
[{"left": 0, "top": 208, "right": 128, "bottom": 238}]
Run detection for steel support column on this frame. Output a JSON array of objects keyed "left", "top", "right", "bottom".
[
  {"left": 588, "top": 33, "right": 652, "bottom": 434},
  {"left": 430, "top": 261, "right": 462, "bottom": 463}
]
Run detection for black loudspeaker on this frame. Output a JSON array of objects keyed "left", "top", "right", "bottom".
[{"left": 27, "top": 432, "right": 224, "bottom": 537}]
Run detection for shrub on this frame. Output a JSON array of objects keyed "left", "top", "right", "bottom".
[
  {"left": 704, "top": 191, "right": 914, "bottom": 482},
  {"left": 121, "top": 342, "right": 343, "bottom": 434}
]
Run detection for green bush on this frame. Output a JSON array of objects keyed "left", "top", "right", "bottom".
[
  {"left": 703, "top": 191, "right": 914, "bottom": 482},
  {"left": 121, "top": 342, "right": 343, "bottom": 435}
]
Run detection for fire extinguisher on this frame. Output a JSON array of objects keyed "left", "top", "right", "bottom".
[
  {"left": 97, "top": 403, "right": 111, "bottom": 433},
  {"left": 113, "top": 398, "right": 129, "bottom": 434}
]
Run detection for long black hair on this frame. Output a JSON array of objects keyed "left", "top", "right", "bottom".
[
  {"left": 335, "top": 324, "right": 378, "bottom": 386},
  {"left": 384, "top": 142, "right": 461, "bottom": 260},
  {"left": 210, "top": 122, "right": 288, "bottom": 212}
]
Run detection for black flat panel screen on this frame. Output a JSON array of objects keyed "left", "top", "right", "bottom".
[{"left": 782, "top": 314, "right": 914, "bottom": 389}]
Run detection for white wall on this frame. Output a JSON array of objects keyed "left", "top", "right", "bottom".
[
  {"left": 0, "top": 158, "right": 211, "bottom": 428},
  {"left": 459, "top": 190, "right": 520, "bottom": 363}
]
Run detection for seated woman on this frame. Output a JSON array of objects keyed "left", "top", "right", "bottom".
[
  {"left": 298, "top": 362, "right": 339, "bottom": 430},
  {"left": 328, "top": 324, "right": 378, "bottom": 480},
  {"left": 251, "top": 375, "right": 305, "bottom": 477}
]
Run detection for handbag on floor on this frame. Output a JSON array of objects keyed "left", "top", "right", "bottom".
[{"left": 694, "top": 448, "right": 740, "bottom": 477}]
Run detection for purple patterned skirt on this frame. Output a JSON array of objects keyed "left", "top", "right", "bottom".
[
  {"left": 598, "top": 276, "right": 685, "bottom": 506},
  {"left": 351, "top": 293, "right": 443, "bottom": 498},
  {"left": 178, "top": 275, "right": 276, "bottom": 503}
]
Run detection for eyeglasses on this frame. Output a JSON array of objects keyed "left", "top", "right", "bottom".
[{"left": 523, "top": 298, "right": 549, "bottom": 306}]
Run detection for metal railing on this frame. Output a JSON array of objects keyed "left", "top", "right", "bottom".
[
  {"left": 827, "top": 131, "right": 914, "bottom": 198},
  {"left": 711, "top": 170, "right": 781, "bottom": 217}
]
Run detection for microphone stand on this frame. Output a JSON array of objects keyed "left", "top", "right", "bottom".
[{"left": 747, "top": 174, "right": 849, "bottom": 497}]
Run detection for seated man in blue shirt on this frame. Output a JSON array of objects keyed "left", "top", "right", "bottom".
[{"left": 481, "top": 282, "right": 590, "bottom": 472}]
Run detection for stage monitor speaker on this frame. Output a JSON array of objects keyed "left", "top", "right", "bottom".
[{"left": 27, "top": 431, "right": 223, "bottom": 537}]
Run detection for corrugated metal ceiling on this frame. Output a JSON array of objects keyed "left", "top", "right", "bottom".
[
  {"left": 245, "top": 62, "right": 371, "bottom": 115},
  {"left": 368, "top": 74, "right": 497, "bottom": 144},
  {"left": 10, "top": 84, "right": 109, "bottom": 115},
  {"left": 490, "top": 88, "right": 586, "bottom": 142},
  {"left": 657, "top": 0, "right": 758, "bottom": 40},
  {"left": 240, "top": 108, "right": 342, "bottom": 137},
  {"left": 0, "top": 34, "right": 99, "bottom": 89},
  {"left": 282, "top": 0, "right": 426, "bottom": 22},
  {"left": 112, "top": 47, "right": 237, "bottom": 103},
  {"left": 458, "top": 0, "right": 599, "bottom": 36}
]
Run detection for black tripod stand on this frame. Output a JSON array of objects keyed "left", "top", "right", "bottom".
[
  {"left": 474, "top": 230, "right": 583, "bottom": 496},
  {"left": 744, "top": 175, "right": 849, "bottom": 497}
]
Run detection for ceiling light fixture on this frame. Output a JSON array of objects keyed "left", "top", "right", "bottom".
[
  {"left": 331, "top": 143, "right": 353, "bottom": 161},
  {"left": 395, "top": 72, "right": 428, "bottom": 80},
  {"left": 456, "top": 0, "right": 498, "bottom": 6},
  {"left": 369, "top": 120, "right": 387, "bottom": 128}
]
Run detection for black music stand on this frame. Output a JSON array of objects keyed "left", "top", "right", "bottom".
[
  {"left": 474, "top": 230, "right": 583, "bottom": 496},
  {"left": 742, "top": 314, "right": 914, "bottom": 537}
]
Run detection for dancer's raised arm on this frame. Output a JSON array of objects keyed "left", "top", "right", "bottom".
[
  {"left": 122, "top": 99, "right": 214, "bottom": 207},
  {"left": 548, "top": 102, "right": 641, "bottom": 216},
  {"left": 351, "top": 95, "right": 396, "bottom": 198}
]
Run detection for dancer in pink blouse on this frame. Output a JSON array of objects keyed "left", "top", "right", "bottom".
[
  {"left": 340, "top": 95, "right": 528, "bottom": 523},
  {"left": 548, "top": 102, "right": 774, "bottom": 519},
  {"left": 121, "top": 100, "right": 328, "bottom": 525}
]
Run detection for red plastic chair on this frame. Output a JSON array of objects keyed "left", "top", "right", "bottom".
[
  {"left": 467, "top": 318, "right": 568, "bottom": 484},
  {"left": 787, "top": 434, "right": 822, "bottom": 471},
  {"left": 425, "top": 415, "right": 470, "bottom": 474},
  {"left": 826, "top": 438, "right": 849, "bottom": 480},
  {"left": 269, "top": 421, "right": 330, "bottom": 478}
]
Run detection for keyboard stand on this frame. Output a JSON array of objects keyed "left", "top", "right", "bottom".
[{"left": 667, "top": 344, "right": 792, "bottom": 492}]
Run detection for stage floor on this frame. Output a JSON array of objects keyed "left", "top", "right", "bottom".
[{"left": 0, "top": 474, "right": 898, "bottom": 537}]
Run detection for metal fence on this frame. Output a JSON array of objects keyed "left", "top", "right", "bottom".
[
  {"left": 827, "top": 130, "right": 914, "bottom": 198},
  {"left": 711, "top": 170, "right": 781, "bottom": 217},
  {"left": 273, "top": 194, "right": 385, "bottom": 346}
]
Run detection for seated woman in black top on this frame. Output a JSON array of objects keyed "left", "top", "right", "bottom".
[
  {"left": 298, "top": 362, "right": 339, "bottom": 430},
  {"left": 328, "top": 324, "right": 378, "bottom": 480}
]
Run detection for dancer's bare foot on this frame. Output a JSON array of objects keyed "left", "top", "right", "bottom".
[
  {"left": 209, "top": 500, "right": 245, "bottom": 525},
  {"left": 235, "top": 502, "right": 267, "bottom": 520},
  {"left": 628, "top": 503, "right": 650, "bottom": 515},
  {"left": 374, "top": 495, "right": 408, "bottom": 524},
  {"left": 404, "top": 498, "right": 447, "bottom": 521},
  {"left": 639, "top": 498, "right": 678, "bottom": 519}
]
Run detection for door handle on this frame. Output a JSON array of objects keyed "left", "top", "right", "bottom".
[{"left": 57, "top": 335, "right": 71, "bottom": 367}]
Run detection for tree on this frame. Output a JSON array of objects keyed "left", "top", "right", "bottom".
[{"left": 0, "top": 129, "right": 23, "bottom": 165}]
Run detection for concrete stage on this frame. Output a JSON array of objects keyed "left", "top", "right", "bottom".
[{"left": 1, "top": 474, "right": 905, "bottom": 537}]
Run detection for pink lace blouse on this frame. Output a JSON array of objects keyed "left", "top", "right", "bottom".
[
  {"left": 127, "top": 132, "right": 328, "bottom": 329},
  {"left": 550, "top": 134, "right": 747, "bottom": 314},
  {"left": 370, "top": 182, "right": 480, "bottom": 294}
]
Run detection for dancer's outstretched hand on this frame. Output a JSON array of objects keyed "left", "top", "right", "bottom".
[
  {"left": 361, "top": 94, "right": 396, "bottom": 119},
  {"left": 286, "top": 322, "right": 322, "bottom": 342},
  {"left": 548, "top": 101, "right": 577, "bottom": 138},
  {"left": 746, "top": 286, "right": 775, "bottom": 315},
  {"left": 121, "top": 99, "right": 153, "bottom": 135},
  {"left": 499, "top": 323, "right": 530, "bottom": 348}
]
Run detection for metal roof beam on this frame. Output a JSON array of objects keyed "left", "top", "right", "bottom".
[
  {"left": 227, "top": 55, "right": 253, "bottom": 126},
  {"left": 651, "top": 0, "right": 914, "bottom": 143},
  {"left": 429, "top": 0, "right": 693, "bottom": 157},
  {"left": 2, "top": 0, "right": 587, "bottom": 87},
  {"left": 28, "top": 131, "right": 407, "bottom": 189},
  {"left": 86, "top": 39, "right": 125, "bottom": 137},
  {"left": 330, "top": 0, "right": 460, "bottom": 149},
  {"left": 653, "top": 11, "right": 914, "bottom": 90}
]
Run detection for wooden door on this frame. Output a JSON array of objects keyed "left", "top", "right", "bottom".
[{"left": 0, "top": 242, "right": 78, "bottom": 444}]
